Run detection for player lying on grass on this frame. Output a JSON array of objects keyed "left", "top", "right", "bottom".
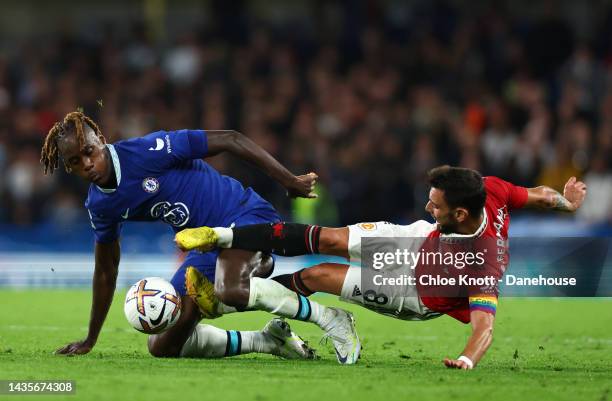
[
  {"left": 176, "top": 166, "right": 587, "bottom": 369},
  {"left": 41, "top": 111, "right": 358, "bottom": 362}
]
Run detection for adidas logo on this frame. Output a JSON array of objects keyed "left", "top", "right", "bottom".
[{"left": 352, "top": 285, "right": 362, "bottom": 297}]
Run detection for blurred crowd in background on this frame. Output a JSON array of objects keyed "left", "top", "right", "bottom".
[{"left": 0, "top": 0, "right": 611, "bottom": 228}]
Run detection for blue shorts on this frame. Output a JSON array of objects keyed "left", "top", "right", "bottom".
[{"left": 170, "top": 206, "right": 281, "bottom": 296}]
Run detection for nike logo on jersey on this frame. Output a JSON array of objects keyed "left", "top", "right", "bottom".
[
  {"left": 148, "top": 138, "right": 165, "bottom": 151},
  {"left": 122, "top": 208, "right": 130, "bottom": 219}
]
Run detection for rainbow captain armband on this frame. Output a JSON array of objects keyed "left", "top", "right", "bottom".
[{"left": 468, "top": 295, "right": 498, "bottom": 315}]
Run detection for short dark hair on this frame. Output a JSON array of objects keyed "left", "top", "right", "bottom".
[{"left": 427, "top": 165, "right": 486, "bottom": 217}]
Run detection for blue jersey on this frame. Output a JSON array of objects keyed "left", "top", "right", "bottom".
[{"left": 85, "top": 130, "right": 277, "bottom": 243}]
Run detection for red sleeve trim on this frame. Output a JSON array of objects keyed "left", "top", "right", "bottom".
[{"left": 511, "top": 185, "right": 528, "bottom": 209}]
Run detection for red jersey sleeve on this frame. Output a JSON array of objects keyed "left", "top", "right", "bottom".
[{"left": 484, "top": 176, "right": 528, "bottom": 210}]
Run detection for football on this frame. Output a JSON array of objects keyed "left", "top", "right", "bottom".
[{"left": 124, "top": 277, "right": 182, "bottom": 334}]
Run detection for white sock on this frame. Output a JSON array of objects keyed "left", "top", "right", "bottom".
[
  {"left": 214, "top": 227, "right": 233, "bottom": 248},
  {"left": 180, "top": 324, "right": 276, "bottom": 358},
  {"left": 180, "top": 324, "right": 228, "bottom": 358},
  {"left": 240, "top": 331, "right": 275, "bottom": 354},
  {"left": 247, "top": 277, "right": 332, "bottom": 327}
]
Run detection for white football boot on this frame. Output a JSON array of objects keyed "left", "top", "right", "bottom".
[
  {"left": 263, "top": 318, "right": 318, "bottom": 360},
  {"left": 320, "top": 307, "right": 361, "bottom": 364}
]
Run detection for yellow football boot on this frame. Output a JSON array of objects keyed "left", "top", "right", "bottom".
[
  {"left": 185, "top": 267, "right": 221, "bottom": 319},
  {"left": 175, "top": 227, "right": 219, "bottom": 252}
]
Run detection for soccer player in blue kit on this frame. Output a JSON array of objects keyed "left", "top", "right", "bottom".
[{"left": 41, "top": 111, "right": 359, "bottom": 362}]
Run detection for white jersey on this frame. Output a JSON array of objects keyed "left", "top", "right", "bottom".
[
  {"left": 341, "top": 220, "right": 440, "bottom": 321},
  {"left": 347, "top": 220, "right": 436, "bottom": 262}
]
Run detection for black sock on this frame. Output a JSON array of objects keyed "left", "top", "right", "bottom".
[
  {"left": 231, "top": 222, "right": 321, "bottom": 256},
  {"left": 273, "top": 269, "right": 314, "bottom": 296}
]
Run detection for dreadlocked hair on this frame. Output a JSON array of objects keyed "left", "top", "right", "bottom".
[{"left": 40, "top": 111, "right": 105, "bottom": 175}]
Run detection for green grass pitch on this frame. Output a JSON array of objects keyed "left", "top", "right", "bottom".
[{"left": 1, "top": 290, "right": 611, "bottom": 401}]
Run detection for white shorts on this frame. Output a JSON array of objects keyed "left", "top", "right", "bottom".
[{"left": 339, "top": 221, "right": 441, "bottom": 321}]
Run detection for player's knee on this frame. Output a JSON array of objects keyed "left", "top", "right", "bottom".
[
  {"left": 249, "top": 252, "right": 274, "bottom": 279},
  {"left": 214, "top": 282, "right": 249, "bottom": 308},
  {"left": 213, "top": 283, "right": 231, "bottom": 305},
  {"left": 147, "top": 335, "right": 180, "bottom": 358},
  {"left": 214, "top": 249, "right": 260, "bottom": 308}
]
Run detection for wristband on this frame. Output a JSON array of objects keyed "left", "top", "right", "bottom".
[{"left": 457, "top": 355, "right": 474, "bottom": 369}]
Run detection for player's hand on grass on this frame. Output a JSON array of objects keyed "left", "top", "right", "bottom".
[
  {"left": 443, "top": 358, "right": 473, "bottom": 370},
  {"left": 563, "top": 176, "right": 587, "bottom": 212},
  {"left": 286, "top": 172, "right": 318, "bottom": 198},
  {"left": 55, "top": 339, "right": 95, "bottom": 356}
]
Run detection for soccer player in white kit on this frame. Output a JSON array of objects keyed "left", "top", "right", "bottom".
[{"left": 177, "top": 166, "right": 587, "bottom": 369}]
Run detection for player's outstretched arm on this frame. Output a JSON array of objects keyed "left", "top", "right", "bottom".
[
  {"left": 205, "top": 130, "right": 317, "bottom": 198},
  {"left": 444, "top": 310, "right": 494, "bottom": 370},
  {"left": 56, "top": 240, "right": 120, "bottom": 356},
  {"left": 525, "top": 177, "right": 587, "bottom": 212}
]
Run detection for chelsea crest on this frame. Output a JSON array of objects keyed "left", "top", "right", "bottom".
[{"left": 142, "top": 177, "right": 159, "bottom": 193}]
